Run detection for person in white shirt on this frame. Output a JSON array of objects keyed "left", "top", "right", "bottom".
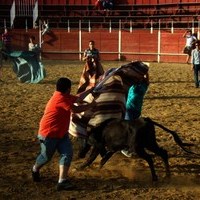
[
  {"left": 29, "top": 36, "right": 37, "bottom": 51},
  {"left": 183, "top": 29, "right": 197, "bottom": 64},
  {"left": 28, "top": 35, "right": 40, "bottom": 60},
  {"left": 41, "top": 20, "right": 49, "bottom": 35},
  {"left": 191, "top": 41, "right": 200, "bottom": 88}
]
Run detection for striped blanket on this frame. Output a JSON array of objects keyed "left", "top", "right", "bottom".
[
  {"left": 5, "top": 51, "right": 46, "bottom": 83},
  {"left": 69, "top": 61, "right": 149, "bottom": 138},
  {"left": 69, "top": 74, "right": 125, "bottom": 138}
]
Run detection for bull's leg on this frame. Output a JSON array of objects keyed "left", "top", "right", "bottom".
[
  {"left": 99, "top": 151, "right": 114, "bottom": 169},
  {"left": 78, "top": 138, "right": 91, "bottom": 159},
  {"left": 78, "top": 146, "right": 100, "bottom": 170},
  {"left": 135, "top": 147, "right": 158, "bottom": 181},
  {"left": 147, "top": 145, "right": 170, "bottom": 178}
]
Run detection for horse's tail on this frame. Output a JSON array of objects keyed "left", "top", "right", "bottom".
[{"left": 144, "top": 117, "right": 200, "bottom": 156}]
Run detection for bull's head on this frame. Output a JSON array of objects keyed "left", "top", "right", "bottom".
[{"left": 117, "top": 61, "right": 149, "bottom": 87}]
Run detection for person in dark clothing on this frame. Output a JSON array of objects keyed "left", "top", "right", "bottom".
[
  {"left": 102, "top": 0, "right": 114, "bottom": 10},
  {"left": 1, "top": 28, "right": 12, "bottom": 61}
]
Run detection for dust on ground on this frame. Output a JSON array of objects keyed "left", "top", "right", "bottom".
[{"left": 0, "top": 60, "right": 200, "bottom": 200}]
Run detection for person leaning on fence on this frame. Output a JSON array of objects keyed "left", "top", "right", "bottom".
[
  {"left": 41, "top": 20, "right": 50, "bottom": 36},
  {"left": 1, "top": 28, "right": 12, "bottom": 61},
  {"left": 77, "top": 40, "right": 104, "bottom": 94},
  {"left": 31, "top": 77, "right": 94, "bottom": 191},
  {"left": 183, "top": 29, "right": 197, "bottom": 64},
  {"left": 191, "top": 41, "right": 200, "bottom": 88},
  {"left": 28, "top": 35, "right": 41, "bottom": 60},
  {"left": 41, "top": 20, "right": 50, "bottom": 44},
  {"left": 0, "top": 40, "right": 4, "bottom": 80}
]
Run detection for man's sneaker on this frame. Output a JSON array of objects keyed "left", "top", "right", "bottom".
[
  {"left": 32, "top": 170, "right": 41, "bottom": 182},
  {"left": 121, "top": 150, "right": 132, "bottom": 158},
  {"left": 57, "top": 180, "right": 75, "bottom": 191}
]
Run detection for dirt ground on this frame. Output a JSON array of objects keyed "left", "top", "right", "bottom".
[{"left": 0, "top": 60, "right": 200, "bottom": 200}]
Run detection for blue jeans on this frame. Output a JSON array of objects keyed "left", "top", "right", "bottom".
[
  {"left": 35, "top": 134, "right": 73, "bottom": 167},
  {"left": 125, "top": 109, "right": 141, "bottom": 120},
  {"left": 193, "top": 64, "right": 200, "bottom": 87}
]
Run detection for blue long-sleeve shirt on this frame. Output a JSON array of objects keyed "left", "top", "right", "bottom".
[
  {"left": 191, "top": 48, "right": 200, "bottom": 65},
  {"left": 125, "top": 82, "right": 148, "bottom": 120}
]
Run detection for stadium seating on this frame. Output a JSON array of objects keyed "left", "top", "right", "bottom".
[
  {"left": 0, "top": 0, "right": 200, "bottom": 29},
  {"left": 62, "top": 1, "right": 200, "bottom": 29},
  {"left": 0, "top": 0, "right": 13, "bottom": 28}
]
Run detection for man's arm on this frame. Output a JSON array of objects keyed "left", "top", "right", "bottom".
[
  {"left": 82, "top": 50, "right": 88, "bottom": 61},
  {"left": 71, "top": 101, "right": 95, "bottom": 113},
  {"left": 183, "top": 30, "right": 188, "bottom": 38},
  {"left": 191, "top": 50, "right": 194, "bottom": 69}
]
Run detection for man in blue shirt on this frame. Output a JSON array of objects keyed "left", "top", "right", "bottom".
[
  {"left": 121, "top": 73, "right": 149, "bottom": 157},
  {"left": 191, "top": 41, "right": 200, "bottom": 88}
]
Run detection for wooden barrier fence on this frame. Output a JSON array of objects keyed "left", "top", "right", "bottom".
[{"left": 10, "top": 27, "right": 192, "bottom": 63}]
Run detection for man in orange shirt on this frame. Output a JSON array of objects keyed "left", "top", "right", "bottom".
[{"left": 32, "top": 77, "right": 91, "bottom": 191}]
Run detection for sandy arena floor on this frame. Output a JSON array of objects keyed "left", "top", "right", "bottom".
[{"left": 0, "top": 60, "right": 200, "bottom": 200}]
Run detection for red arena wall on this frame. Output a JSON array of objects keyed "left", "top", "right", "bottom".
[
  {"left": 10, "top": 28, "right": 188, "bottom": 63},
  {"left": 1, "top": 0, "right": 199, "bottom": 64}
]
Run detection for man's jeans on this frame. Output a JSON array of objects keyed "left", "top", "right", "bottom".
[
  {"left": 193, "top": 64, "right": 200, "bottom": 87},
  {"left": 36, "top": 134, "right": 73, "bottom": 167}
]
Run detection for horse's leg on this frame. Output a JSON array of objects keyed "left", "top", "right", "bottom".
[
  {"left": 147, "top": 145, "right": 170, "bottom": 178},
  {"left": 78, "top": 146, "right": 100, "bottom": 170},
  {"left": 135, "top": 146, "right": 158, "bottom": 181}
]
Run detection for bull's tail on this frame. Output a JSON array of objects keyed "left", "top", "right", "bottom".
[{"left": 144, "top": 117, "right": 200, "bottom": 156}]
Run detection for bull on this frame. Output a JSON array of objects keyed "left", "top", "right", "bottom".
[{"left": 77, "top": 117, "right": 198, "bottom": 181}]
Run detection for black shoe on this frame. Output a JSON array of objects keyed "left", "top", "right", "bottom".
[
  {"left": 57, "top": 180, "right": 75, "bottom": 191},
  {"left": 32, "top": 170, "right": 41, "bottom": 182}
]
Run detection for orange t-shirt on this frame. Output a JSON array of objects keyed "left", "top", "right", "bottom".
[{"left": 38, "top": 91, "right": 77, "bottom": 138}]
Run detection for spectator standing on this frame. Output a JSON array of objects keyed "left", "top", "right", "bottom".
[
  {"left": 28, "top": 36, "right": 39, "bottom": 52},
  {"left": 191, "top": 41, "right": 200, "bottom": 88},
  {"left": 102, "top": 0, "right": 114, "bottom": 10},
  {"left": 28, "top": 35, "right": 40, "bottom": 60},
  {"left": 41, "top": 20, "right": 50, "bottom": 44},
  {"left": 183, "top": 29, "right": 197, "bottom": 64},
  {"left": 0, "top": 39, "right": 3, "bottom": 80},
  {"left": 2, "top": 28, "right": 12, "bottom": 53},
  {"left": 41, "top": 20, "right": 50, "bottom": 36},
  {"left": 2, "top": 28, "right": 12, "bottom": 61},
  {"left": 77, "top": 40, "right": 104, "bottom": 94}
]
